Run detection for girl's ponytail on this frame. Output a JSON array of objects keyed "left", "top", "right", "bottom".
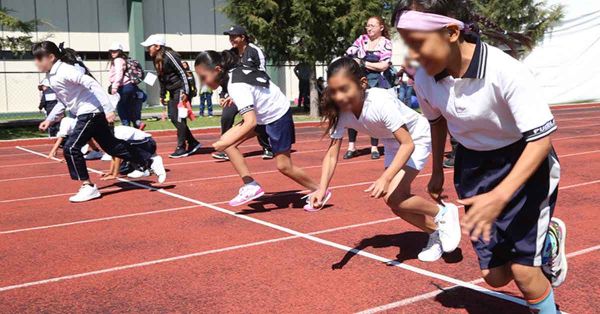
[{"left": 195, "top": 50, "right": 240, "bottom": 88}]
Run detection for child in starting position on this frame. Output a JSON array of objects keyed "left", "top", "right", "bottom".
[
  {"left": 395, "top": 1, "right": 567, "bottom": 312},
  {"left": 35, "top": 41, "right": 166, "bottom": 202},
  {"left": 101, "top": 125, "right": 164, "bottom": 182},
  {"left": 194, "top": 50, "right": 329, "bottom": 209},
  {"left": 311, "top": 57, "right": 461, "bottom": 261}
]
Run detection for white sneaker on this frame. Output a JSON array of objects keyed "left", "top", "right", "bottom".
[
  {"left": 127, "top": 169, "right": 150, "bottom": 178},
  {"left": 84, "top": 150, "right": 104, "bottom": 160},
  {"left": 435, "top": 202, "right": 462, "bottom": 253},
  {"left": 418, "top": 231, "right": 443, "bottom": 262},
  {"left": 101, "top": 153, "right": 112, "bottom": 161},
  {"left": 150, "top": 155, "right": 167, "bottom": 184},
  {"left": 543, "top": 217, "right": 568, "bottom": 287},
  {"left": 228, "top": 183, "right": 265, "bottom": 206},
  {"left": 69, "top": 184, "right": 101, "bottom": 202}
]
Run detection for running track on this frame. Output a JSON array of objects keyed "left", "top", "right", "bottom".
[{"left": 0, "top": 104, "right": 599, "bottom": 313}]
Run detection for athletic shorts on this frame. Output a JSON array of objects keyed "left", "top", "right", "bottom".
[
  {"left": 255, "top": 109, "right": 295, "bottom": 154},
  {"left": 382, "top": 132, "right": 431, "bottom": 170},
  {"left": 454, "top": 139, "right": 560, "bottom": 269}
]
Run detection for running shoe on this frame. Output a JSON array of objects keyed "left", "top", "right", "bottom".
[
  {"left": 212, "top": 152, "right": 229, "bottom": 160},
  {"left": 343, "top": 150, "right": 357, "bottom": 160},
  {"left": 84, "top": 150, "right": 103, "bottom": 160},
  {"left": 435, "top": 202, "right": 462, "bottom": 253},
  {"left": 127, "top": 169, "right": 150, "bottom": 179},
  {"left": 418, "top": 231, "right": 443, "bottom": 262},
  {"left": 262, "top": 149, "right": 274, "bottom": 160},
  {"left": 543, "top": 217, "right": 568, "bottom": 287},
  {"left": 303, "top": 190, "right": 333, "bottom": 212},
  {"left": 101, "top": 153, "right": 112, "bottom": 161},
  {"left": 371, "top": 151, "right": 380, "bottom": 160},
  {"left": 69, "top": 184, "right": 101, "bottom": 203},
  {"left": 443, "top": 157, "right": 455, "bottom": 168},
  {"left": 187, "top": 142, "right": 202, "bottom": 156},
  {"left": 228, "top": 183, "right": 265, "bottom": 206},
  {"left": 150, "top": 155, "right": 167, "bottom": 184},
  {"left": 169, "top": 147, "right": 189, "bottom": 159}
]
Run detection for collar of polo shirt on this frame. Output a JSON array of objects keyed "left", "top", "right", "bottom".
[{"left": 434, "top": 38, "right": 488, "bottom": 82}]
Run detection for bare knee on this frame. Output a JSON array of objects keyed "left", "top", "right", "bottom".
[
  {"left": 385, "top": 190, "right": 411, "bottom": 211},
  {"left": 482, "top": 267, "right": 513, "bottom": 288},
  {"left": 276, "top": 161, "right": 293, "bottom": 176},
  {"left": 510, "top": 263, "right": 539, "bottom": 287}
]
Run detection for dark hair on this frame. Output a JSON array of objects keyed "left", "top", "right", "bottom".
[
  {"left": 194, "top": 50, "right": 240, "bottom": 88},
  {"left": 109, "top": 50, "right": 128, "bottom": 66},
  {"left": 152, "top": 46, "right": 179, "bottom": 76},
  {"left": 320, "top": 57, "right": 367, "bottom": 136},
  {"left": 367, "top": 16, "right": 390, "bottom": 39},
  {"left": 32, "top": 41, "right": 95, "bottom": 77},
  {"left": 392, "top": 0, "right": 532, "bottom": 52}
]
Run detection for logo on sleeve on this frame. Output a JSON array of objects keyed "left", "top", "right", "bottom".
[{"left": 533, "top": 119, "right": 556, "bottom": 135}]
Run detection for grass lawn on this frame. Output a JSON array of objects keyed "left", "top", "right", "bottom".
[{"left": 0, "top": 113, "right": 320, "bottom": 140}]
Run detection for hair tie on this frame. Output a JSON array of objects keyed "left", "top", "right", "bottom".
[{"left": 58, "top": 42, "right": 65, "bottom": 53}]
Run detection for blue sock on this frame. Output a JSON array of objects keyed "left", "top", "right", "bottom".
[{"left": 528, "top": 285, "right": 557, "bottom": 314}]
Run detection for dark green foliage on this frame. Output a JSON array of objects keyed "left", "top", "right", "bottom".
[{"left": 0, "top": 7, "right": 39, "bottom": 53}]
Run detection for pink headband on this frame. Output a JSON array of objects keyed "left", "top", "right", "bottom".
[{"left": 396, "top": 10, "right": 465, "bottom": 31}]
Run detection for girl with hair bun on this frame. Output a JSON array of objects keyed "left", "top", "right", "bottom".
[
  {"left": 194, "top": 50, "right": 328, "bottom": 210},
  {"left": 394, "top": 1, "right": 566, "bottom": 312}
]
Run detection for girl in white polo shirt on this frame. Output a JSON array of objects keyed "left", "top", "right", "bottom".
[
  {"left": 395, "top": 1, "right": 566, "bottom": 313},
  {"left": 194, "top": 50, "right": 327, "bottom": 209},
  {"left": 310, "top": 57, "right": 461, "bottom": 262}
]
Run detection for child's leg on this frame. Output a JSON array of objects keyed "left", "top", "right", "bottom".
[
  {"left": 91, "top": 114, "right": 146, "bottom": 168},
  {"left": 384, "top": 166, "right": 440, "bottom": 224},
  {"left": 347, "top": 128, "right": 357, "bottom": 151},
  {"left": 63, "top": 116, "right": 95, "bottom": 182},
  {"left": 480, "top": 264, "right": 513, "bottom": 288},
  {"left": 223, "top": 125, "right": 259, "bottom": 184},
  {"left": 512, "top": 264, "right": 557, "bottom": 313},
  {"left": 274, "top": 152, "right": 319, "bottom": 191}
]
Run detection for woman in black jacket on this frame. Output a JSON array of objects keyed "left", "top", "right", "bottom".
[{"left": 142, "top": 34, "right": 201, "bottom": 158}]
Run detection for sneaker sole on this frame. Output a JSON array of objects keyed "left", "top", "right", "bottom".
[
  {"left": 188, "top": 144, "right": 203, "bottom": 156},
  {"left": 211, "top": 154, "right": 229, "bottom": 160},
  {"left": 551, "top": 217, "right": 568, "bottom": 287},
  {"left": 228, "top": 190, "right": 265, "bottom": 207},
  {"left": 440, "top": 203, "right": 461, "bottom": 253},
  {"left": 169, "top": 153, "right": 189, "bottom": 159}
]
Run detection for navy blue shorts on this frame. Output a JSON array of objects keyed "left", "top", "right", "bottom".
[
  {"left": 127, "top": 137, "right": 157, "bottom": 165},
  {"left": 255, "top": 109, "right": 295, "bottom": 154},
  {"left": 454, "top": 139, "right": 560, "bottom": 269}
]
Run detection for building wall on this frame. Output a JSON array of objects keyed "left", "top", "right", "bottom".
[{"left": 0, "top": 0, "right": 409, "bottom": 113}]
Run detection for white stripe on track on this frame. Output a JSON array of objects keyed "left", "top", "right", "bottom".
[
  {"left": 2, "top": 146, "right": 573, "bottom": 309},
  {"left": 356, "top": 245, "right": 600, "bottom": 314}
]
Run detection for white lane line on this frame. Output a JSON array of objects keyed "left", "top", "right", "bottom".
[
  {"left": 163, "top": 148, "right": 328, "bottom": 167},
  {"left": 4, "top": 147, "right": 542, "bottom": 307},
  {"left": 356, "top": 245, "right": 600, "bottom": 314},
  {"left": 0, "top": 173, "right": 68, "bottom": 183},
  {"left": 0, "top": 160, "right": 57, "bottom": 168},
  {"left": 0, "top": 187, "right": 134, "bottom": 204},
  {"left": 554, "top": 133, "right": 600, "bottom": 141},
  {"left": 0, "top": 205, "right": 201, "bottom": 234}
]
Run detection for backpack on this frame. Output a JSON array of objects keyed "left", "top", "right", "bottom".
[{"left": 125, "top": 58, "right": 145, "bottom": 85}]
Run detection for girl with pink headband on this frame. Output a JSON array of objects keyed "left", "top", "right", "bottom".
[{"left": 394, "top": 1, "right": 566, "bottom": 313}]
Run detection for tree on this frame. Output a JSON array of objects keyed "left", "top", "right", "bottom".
[
  {"left": 222, "top": 0, "right": 562, "bottom": 116},
  {"left": 0, "top": 7, "right": 38, "bottom": 54},
  {"left": 223, "top": 0, "right": 391, "bottom": 117}
]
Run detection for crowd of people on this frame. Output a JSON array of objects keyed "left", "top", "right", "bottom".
[{"left": 33, "top": 1, "right": 568, "bottom": 313}]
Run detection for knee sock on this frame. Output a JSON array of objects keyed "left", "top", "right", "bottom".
[{"left": 528, "top": 284, "right": 557, "bottom": 314}]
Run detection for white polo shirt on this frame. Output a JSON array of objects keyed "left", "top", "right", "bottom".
[
  {"left": 331, "top": 88, "right": 430, "bottom": 145},
  {"left": 227, "top": 75, "right": 290, "bottom": 125},
  {"left": 415, "top": 41, "right": 557, "bottom": 151},
  {"left": 113, "top": 126, "right": 151, "bottom": 141}
]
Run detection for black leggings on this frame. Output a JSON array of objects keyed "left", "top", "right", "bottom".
[
  {"left": 348, "top": 128, "right": 378, "bottom": 147},
  {"left": 221, "top": 104, "right": 271, "bottom": 150},
  {"left": 167, "top": 89, "right": 198, "bottom": 149}
]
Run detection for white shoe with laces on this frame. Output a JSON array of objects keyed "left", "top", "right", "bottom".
[
  {"left": 418, "top": 231, "right": 443, "bottom": 262},
  {"left": 435, "top": 202, "right": 462, "bottom": 253},
  {"left": 127, "top": 169, "right": 150, "bottom": 178},
  {"left": 150, "top": 155, "right": 167, "bottom": 184},
  {"left": 228, "top": 183, "right": 265, "bottom": 206},
  {"left": 68, "top": 184, "right": 101, "bottom": 203}
]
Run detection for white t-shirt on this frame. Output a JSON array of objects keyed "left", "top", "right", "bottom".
[
  {"left": 56, "top": 117, "right": 77, "bottom": 138},
  {"left": 415, "top": 42, "right": 556, "bottom": 151},
  {"left": 113, "top": 125, "right": 151, "bottom": 141},
  {"left": 227, "top": 76, "right": 290, "bottom": 125},
  {"left": 331, "top": 88, "right": 430, "bottom": 145}
]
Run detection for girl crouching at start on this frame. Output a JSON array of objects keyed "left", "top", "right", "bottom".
[
  {"left": 311, "top": 57, "right": 461, "bottom": 261},
  {"left": 194, "top": 50, "right": 329, "bottom": 210}
]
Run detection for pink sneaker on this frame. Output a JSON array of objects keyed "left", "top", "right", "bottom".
[
  {"left": 303, "top": 190, "right": 332, "bottom": 212},
  {"left": 228, "top": 183, "right": 265, "bottom": 206}
]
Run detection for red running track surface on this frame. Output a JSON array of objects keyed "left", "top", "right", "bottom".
[{"left": 0, "top": 104, "right": 599, "bottom": 313}]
